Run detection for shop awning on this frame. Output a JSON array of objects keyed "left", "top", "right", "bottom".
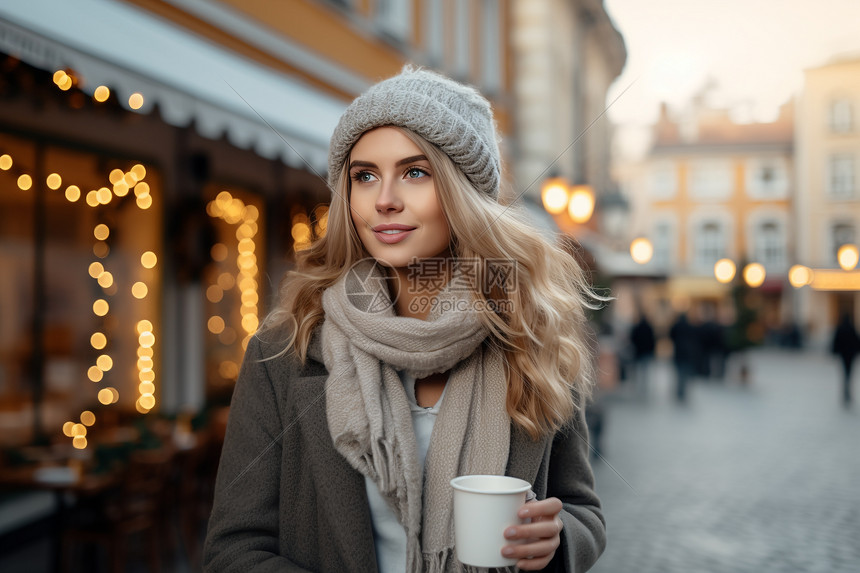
[{"left": 0, "top": 0, "right": 348, "bottom": 174}]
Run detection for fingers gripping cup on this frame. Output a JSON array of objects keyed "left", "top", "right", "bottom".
[{"left": 450, "top": 475, "right": 532, "bottom": 567}]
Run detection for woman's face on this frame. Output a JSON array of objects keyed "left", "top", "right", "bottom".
[{"left": 348, "top": 127, "right": 451, "bottom": 269}]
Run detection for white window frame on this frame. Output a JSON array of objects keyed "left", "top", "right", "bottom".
[
  {"left": 828, "top": 154, "right": 856, "bottom": 199},
  {"left": 751, "top": 219, "right": 787, "bottom": 271},
  {"left": 829, "top": 99, "right": 853, "bottom": 133},
  {"left": 651, "top": 217, "right": 676, "bottom": 271},
  {"left": 831, "top": 222, "right": 856, "bottom": 266},
  {"left": 746, "top": 157, "right": 789, "bottom": 200},
  {"left": 687, "top": 158, "right": 733, "bottom": 201},
  {"left": 375, "top": 0, "right": 412, "bottom": 43},
  {"left": 648, "top": 161, "right": 677, "bottom": 200}
]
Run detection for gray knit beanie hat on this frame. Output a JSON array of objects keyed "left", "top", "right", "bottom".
[{"left": 328, "top": 65, "right": 501, "bottom": 199}]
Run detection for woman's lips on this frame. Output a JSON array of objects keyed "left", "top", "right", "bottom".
[{"left": 371, "top": 224, "right": 416, "bottom": 244}]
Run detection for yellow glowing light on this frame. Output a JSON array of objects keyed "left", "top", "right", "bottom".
[
  {"left": 96, "top": 354, "right": 113, "bottom": 371},
  {"left": 131, "top": 164, "right": 146, "bottom": 180},
  {"left": 123, "top": 172, "right": 137, "bottom": 187},
  {"left": 96, "top": 187, "right": 112, "bottom": 204},
  {"left": 94, "top": 242, "right": 110, "bottom": 258},
  {"left": 94, "top": 85, "right": 110, "bottom": 102},
  {"left": 113, "top": 180, "right": 129, "bottom": 197},
  {"left": 139, "top": 394, "right": 156, "bottom": 410},
  {"left": 53, "top": 70, "right": 67, "bottom": 84},
  {"left": 837, "top": 244, "right": 859, "bottom": 271},
  {"left": 88, "top": 262, "right": 104, "bottom": 278},
  {"left": 139, "top": 381, "right": 155, "bottom": 394},
  {"left": 0, "top": 154, "right": 12, "bottom": 170},
  {"left": 630, "top": 238, "right": 654, "bottom": 265},
  {"left": 130, "top": 182, "right": 148, "bottom": 199},
  {"left": 86, "top": 190, "right": 99, "bottom": 207},
  {"left": 94, "top": 224, "right": 110, "bottom": 240},
  {"left": 219, "top": 361, "right": 240, "bottom": 379},
  {"left": 59, "top": 76, "right": 73, "bottom": 91},
  {"left": 98, "top": 388, "right": 113, "bottom": 405},
  {"left": 80, "top": 411, "right": 96, "bottom": 426},
  {"left": 206, "top": 285, "right": 223, "bottom": 303},
  {"left": 46, "top": 173, "right": 62, "bottom": 190},
  {"left": 238, "top": 238, "right": 255, "bottom": 252},
  {"left": 93, "top": 299, "right": 109, "bottom": 316},
  {"left": 137, "top": 194, "right": 152, "bottom": 210},
  {"left": 72, "top": 436, "right": 87, "bottom": 449},
  {"left": 139, "top": 369, "right": 155, "bottom": 383},
  {"left": 132, "top": 282, "right": 148, "bottom": 299},
  {"left": 211, "top": 243, "right": 228, "bottom": 262},
  {"left": 208, "top": 316, "right": 225, "bottom": 334},
  {"left": 65, "top": 185, "right": 81, "bottom": 202},
  {"left": 87, "top": 366, "right": 103, "bottom": 382},
  {"left": 714, "top": 258, "right": 737, "bottom": 284},
  {"left": 138, "top": 349, "right": 154, "bottom": 361},
  {"left": 244, "top": 205, "right": 260, "bottom": 221},
  {"left": 568, "top": 186, "right": 595, "bottom": 223},
  {"left": 136, "top": 319, "right": 153, "bottom": 334},
  {"left": 788, "top": 265, "right": 813, "bottom": 288},
  {"left": 71, "top": 423, "right": 86, "bottom": 437},
  {"left": 97, "top": 189, "right": 113, "bottom": 205},
  {"left": 291, "top": 223, "right": 311, "bottom": 244},
  {"left": 743, "top": 263, "right": 766, "bottom": 288},
  {"left": 541, "top": 178, "right": 569, "bottom": 214},
  {"left": 129, "top": 93, "right": 144, "bottom": 109},
  {"left": 17, "top": 174, "right": 32, "bottom": 190},
  {"left": 139, "top": 251, "right": 157, "bottom": 269},
  {"left": 91, "top": 332, "right": 107, "bottom": 349},
  {"left": 241, "top": 314, "right": 259, "bottom": 334},
  {"left": 218, "top": 273, "right": 235, "bottom": 290},
  {"left": 109, "top": 169, "right": 124, "bottom": 185},
  {"left": 139, "top": 331, "right": 156, "bottom": 348},
  {"left": 241, "top": 290, "right": 259, "bottom": 306},
  {"left": 63, "top": 421, "right": 75, "bottom": 437},
  {"left": 237, "top": 223, "right": 255, "bottom": 240},
  {"left": 239, "top": 277, "right": 257, "bottom": 291},
  {"left": 97, "top": 272, "right": 114, "bottom": 288},
  {"left": 137, "top": 356, "right": 153, "bottom": 370}
]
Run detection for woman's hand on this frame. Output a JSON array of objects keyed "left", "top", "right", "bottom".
[{"left": 501, "top": 497, "right": 564, "bottom": 570}]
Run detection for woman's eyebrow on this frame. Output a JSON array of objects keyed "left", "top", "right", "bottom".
[{"left": 348, "top": 154, "right": 428, "bottom": 170}]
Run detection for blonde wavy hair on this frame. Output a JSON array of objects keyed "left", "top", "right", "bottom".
[{"left": 261, "top": 127, "right": 602, "bottom": 439}]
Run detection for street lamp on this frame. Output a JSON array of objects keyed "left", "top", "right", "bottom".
[
  {"left": 541, "top": 177, "right": 569, "bottom": 215},
  {"left": 743, "top": 262, "right": 766, "bottom": 288},
  {"left": 714, "top": 258, "right": 736, "bottom": 283},
  {"left": 630, "top": 237, "right": 653, "bottom": 264},
  {"left": 788, "top": 264, "right": 813, "bottom": 288},
  {"left": 837, "top": 244, "right": 859, "bottom": 271},
  {"left": 568, "top": 184, "right": 595, "bottom": 223}
]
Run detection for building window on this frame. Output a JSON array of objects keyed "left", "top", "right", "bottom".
[
  {"left": 453, "top": 0, "right": 470, "bottom": 77},
  {"left": 695, "top": 221, "right": 726, "bottom": 270},
  {"left": 746, "top": 158, "right": 788, "bottom": 199},
  {"left": 424, "top": 0, "right": 444, "bottom": 64},
  {"left": 829, "top": 99, "right": 853, "bottom": 133},
  {"left": 481, "top": 0, "right": 501, "bottom": 93},
  {"left": 829, "top": 154, "right": 856, "bottom": 199},
  {"left": 652, "top": 221, "right": 673, "bottom": 270},
  {"left": 688, "top": 159, "right": 732, "bottom": 200},
  {"left": 648, "top": 162, "right": 676, "bottom": 199},
  {"left": 753, "top": 221, "right": 786, "bottom": 269},
  {"left": 376, "top": 0, "right": 411, "bottom": 43},
  {"left": 832, "top": 223, "right": 856, "bottom": 265}
]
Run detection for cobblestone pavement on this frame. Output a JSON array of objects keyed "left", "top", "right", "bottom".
[{"left": 589, "top": 348, "right": 860, "bottom": 573}]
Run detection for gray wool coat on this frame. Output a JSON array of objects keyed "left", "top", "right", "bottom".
[{"left": 203, "top": 330, "right": 606, "bottom": 572}]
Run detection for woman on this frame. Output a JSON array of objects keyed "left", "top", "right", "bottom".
[{"left": 204, "top": 66, "right": 606, "bottom": 572}]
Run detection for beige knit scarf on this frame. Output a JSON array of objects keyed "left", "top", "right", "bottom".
[{"left": 321, "top": 259, "right": 511, "bottom": 572}]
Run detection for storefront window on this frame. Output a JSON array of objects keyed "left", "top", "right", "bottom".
[{"left": 0, "top": 132, "right": 161, "bottom": 447}]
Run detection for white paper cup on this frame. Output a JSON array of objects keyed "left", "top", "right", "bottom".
[{"left": 450, "top": 474, "right": 532, "bottom": 567}]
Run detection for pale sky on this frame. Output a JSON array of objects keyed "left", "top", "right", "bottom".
[{"left": 603, "top": 0, "right": 860, "bottom": 157}]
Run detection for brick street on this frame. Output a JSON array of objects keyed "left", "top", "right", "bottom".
[{"left": 589, "top": 348, "right": 860, "bottom": 573}]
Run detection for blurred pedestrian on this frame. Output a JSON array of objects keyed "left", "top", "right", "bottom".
[
  {"left": 699, "top": 303, "right": 727, "bottom": 381},
  {"left": 204, "top": 66, "right": 606, "bottom": 572},
  {"left": 831, "top": 313, "right": 860, "bottom": 406},
  {"left": 670, "top": 312, "right": 699, "bottom": 402},
  {"left": 629, "top": 313, "right": 656, "bottom": 398}
]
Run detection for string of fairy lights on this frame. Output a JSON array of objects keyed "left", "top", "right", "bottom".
[{"left": 1, "top": 67, "right": 157, "bottom": 449}]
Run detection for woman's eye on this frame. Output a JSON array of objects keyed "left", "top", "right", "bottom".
[
  {"left": 352, "top": 171, "right": 376, "bottom": 183},
  {"left": 406, "top": 168, "right": 428, "bottom": 179}
]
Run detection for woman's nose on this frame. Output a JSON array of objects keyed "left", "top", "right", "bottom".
[{"left": 375, "top": 179, "right": 403, "bottom": 213}]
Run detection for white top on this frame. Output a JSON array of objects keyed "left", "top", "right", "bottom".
[{"left": 365, "top": 370, "right": 448, "bottom": 573}]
